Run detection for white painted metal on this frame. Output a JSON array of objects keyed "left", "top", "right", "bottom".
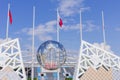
[
  {"left": 0, "top": 38, "right": 27, "bottom": 80},
  {"left": 6, "top": 3, "right": 10, "bottom": 41},
  {"left": 57, "top": 8, "right": 61, "bottom": 80},
  {"left": 63, "top": 67, "right": 71, "bottom": 77},
  {"left": 31, "top": 6, "right": 35, "bottom": 80},
  {"left": 102, "top": 11, "right": 106, "bottom": 45},
  {"left": 80, "top": 9, "right": 82, "bottom": 42},
  {"left": 57, "top": 8, "right": 60, "bottom": 42},
  {"left": 41, "top": 67, "right": 60, "bottom": 73},
  {"left": 74, "top": 40, "right": 120, "bottom": 80}
]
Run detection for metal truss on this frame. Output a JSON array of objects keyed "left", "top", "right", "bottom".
[
  {"left": 74, "top": 40, "right": 120, "bottom": 80},
  {"left": 0, "top": 38, "right": 26, "bottom": 80}
]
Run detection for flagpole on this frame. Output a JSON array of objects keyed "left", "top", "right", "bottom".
[
  {"left": 6, "top": 3, "right": 10, "bottom": 41},
  {"left": 31, "top": 6, "right": 35, "bottom": 80},
  {"left": 102, "top": 11, "right": 106, "bottom": 45},
  {"left": 56, "top": 8, "right": 60, "bottom": 80},
  {"left": 74, "top": 9, "right": 83, "bottom": 80},
  {"left": 80, "top": 9, "right": 83, "bottom": 42},
  {"left": 57, "top": 8, "right": 59, "bottom": 42}
]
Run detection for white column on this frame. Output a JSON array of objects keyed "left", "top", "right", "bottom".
[
  {"left": 6, "top": 3, "right": 10, "bottom": 41},
  {"left": 31, "top": 6, "right": 35, "bottom": 80},
  {"left": 80, "top": 9, "right": 83, "bottom": 42},
  {"left": 56, "top": 8, "right": 60, "bottom": 80},
  {"left": 102, "top": 11, "right": 106, "bottom": 45}
]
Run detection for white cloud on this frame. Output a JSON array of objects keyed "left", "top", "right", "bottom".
[
  {"left": 62, "top": 20, "right": 99, "bottom": 32},
  {"left": 84, "top": 20, "right": 99, "bottom": 32},
  {"left": 115, "top": 27, "right": 120, "bottom": 31},
  {"left": 20, "top": 20, "right": 56, "bottom": 41},
  {"left": 93, "top": 42, "right": 113, "bottom": 53},
  {"left": 17, "top": 19, "right": 99, "bottom": 43},
  {"left": 0, "top": 38, "right": 12, "bottom": 44},
  {"left": 57, "top": 0, "right": 97, "bottom": 33},
  {"left": 66, "top": 50, "right": 79, "bottom": 62},
  {"left": 62, "top": 23, "right": 80, "bottom": 31},
  {"left": 58, "top": 0, "right": 90, "bottom": 16}
]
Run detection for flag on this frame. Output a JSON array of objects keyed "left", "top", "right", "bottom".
[
  {"left": 57, "top": 10, "right": 63, "bottom": 27},
  {"left": 9, "top": 10, "right": 12, "bottom": 24},
  {"left": 59, "top": 18, "right": 63, "bottom": 27}
]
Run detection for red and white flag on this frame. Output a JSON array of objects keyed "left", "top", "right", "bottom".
[
  {"left": 57, "top": 9, "right": 63, "bottom": 42},
  {"left": 9, "top": 10, "right": 12, "bottom": 24},
  {"left": 59, "top": 18, "right": 63, "bottom": 27},
  {"left": 57, "top": 11, "right": 63, "bottom": 27}
]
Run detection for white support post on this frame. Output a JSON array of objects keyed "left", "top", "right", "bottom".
[
  {"left": 102, "top": 11, "right": 106, "bottom": 45},
  {"left": 57, "top": 8, "right": 60, "bottom": 80},
  {"left": 31, "top": 6, "right": 35, "bottom": 80},
  {"left": 6, "top": 3, "right": 10, "bottom": 41},
  {"left": 57, "top": 8, "right": 60, "bottom": 42},
  {"left": 73, "top": 9, "right": 83, "bottom": 80},
  {"left": 80, "top": 9, "right": 83, "bottom": 43}
]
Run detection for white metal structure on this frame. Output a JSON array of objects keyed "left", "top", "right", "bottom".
[
  {"left": 31, "top": 6, "right": 35, "bottom": 80},
  {"left": 74, "top": 40, "right": 120, "bottom": 80},
  {"left": 0, "top": 38, "right": 27, "bottom": 80}
]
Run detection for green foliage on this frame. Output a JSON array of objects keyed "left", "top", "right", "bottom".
[
  {"left": 27, "top": 78, "right": 38, "bottom": 80},
  {"left": 65, "top": 78, "right": 73, "bottom": 80}
]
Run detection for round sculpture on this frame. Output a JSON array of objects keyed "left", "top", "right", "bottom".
[{"left": 37, "top": 40, "right": 66, "bottom": 70}]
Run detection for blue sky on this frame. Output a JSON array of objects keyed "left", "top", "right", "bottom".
[{"left": 0, "top": 0, "right": 120, "bottom": 56}]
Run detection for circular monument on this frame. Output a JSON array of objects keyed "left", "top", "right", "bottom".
[{"left": 37, "top": 40, "right": 66, "bottom": 70}]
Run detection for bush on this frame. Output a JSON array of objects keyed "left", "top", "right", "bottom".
[{"left": 65, "top": 78, "right": 73, "bottom": 80}]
